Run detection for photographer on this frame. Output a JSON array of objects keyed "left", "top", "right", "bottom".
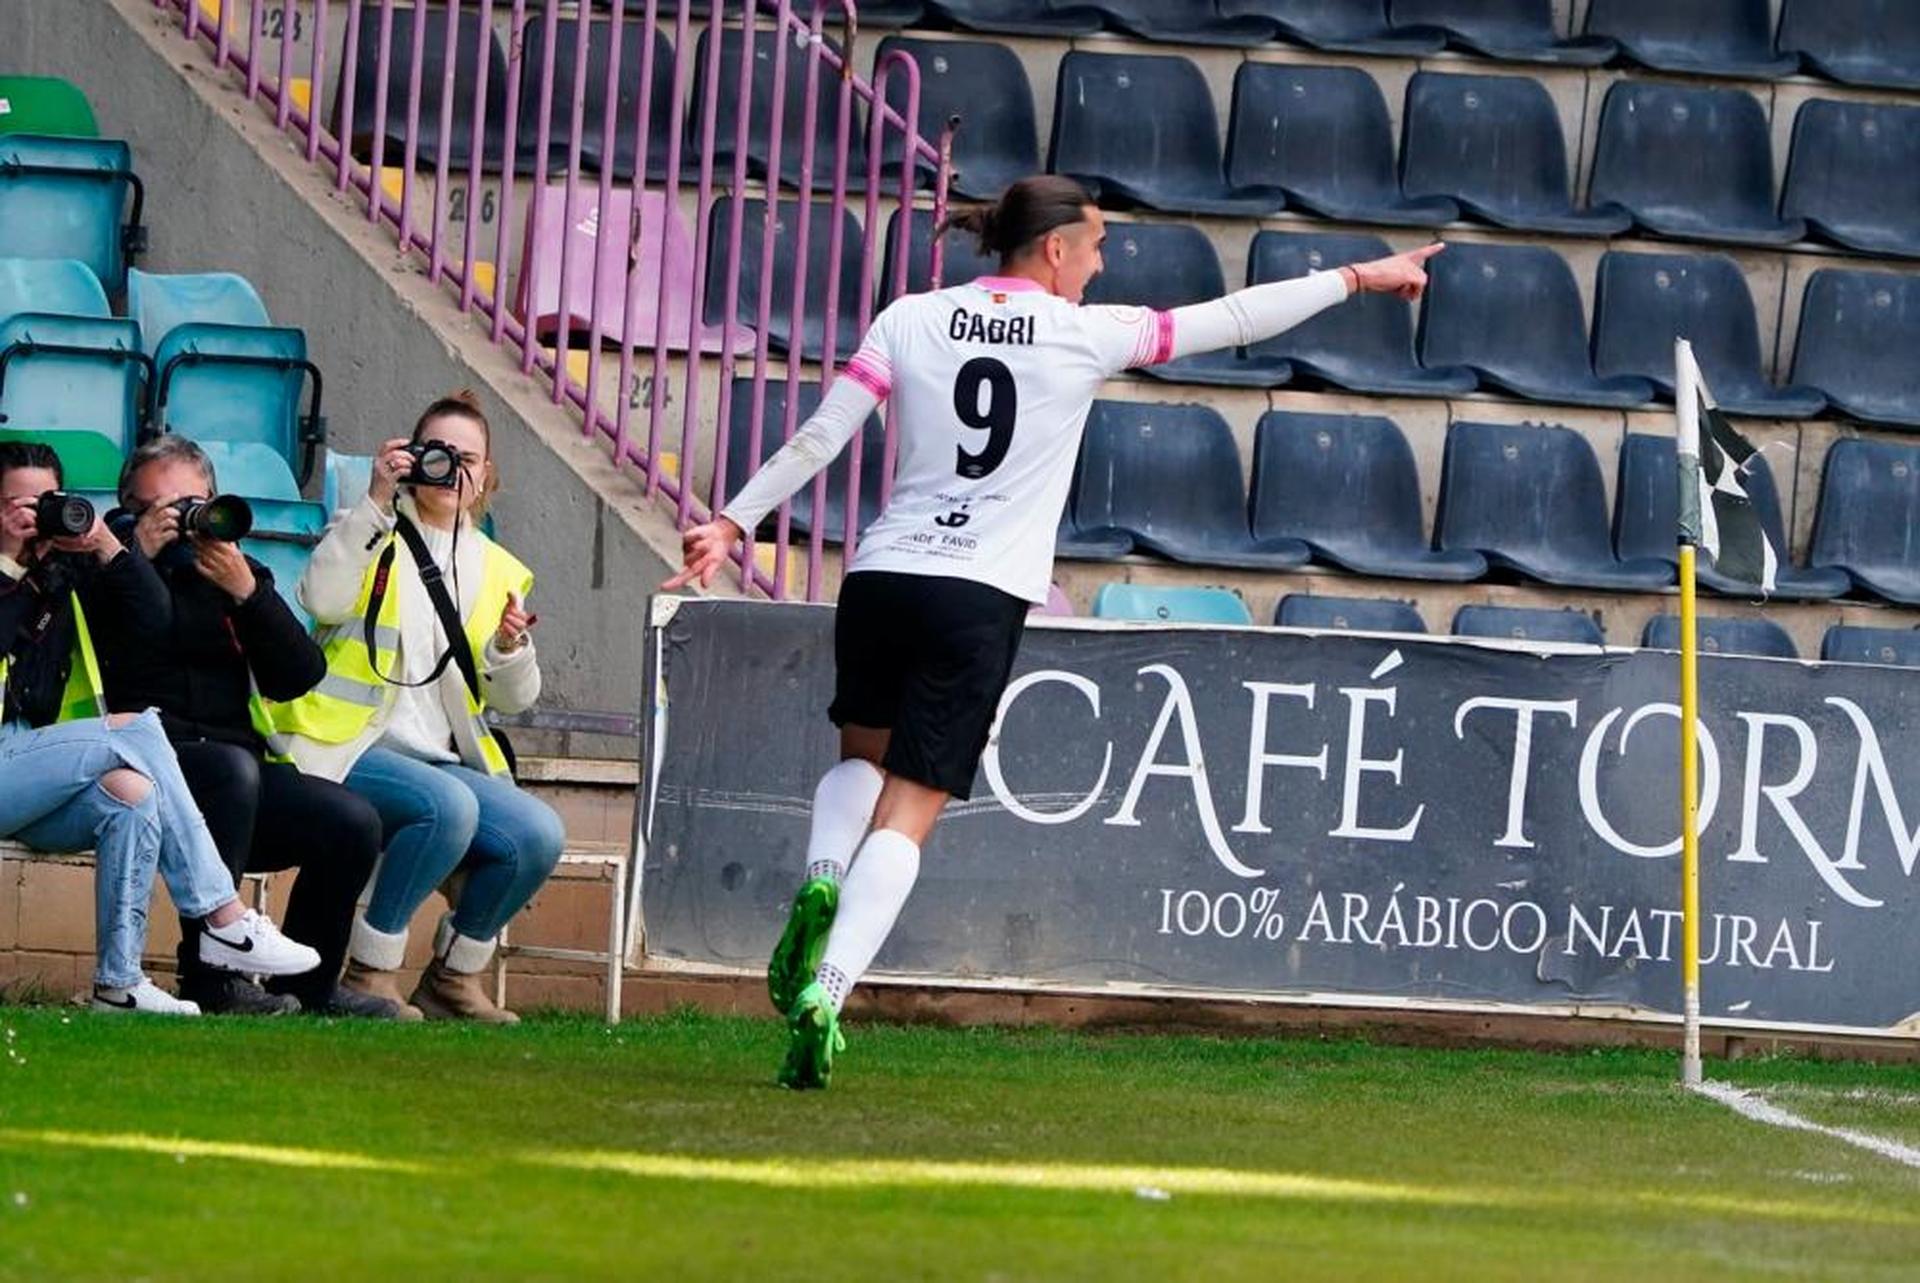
[
  {"left": 103, "top": 436, "right": 397, "bottom": 1019},
  {"left": 272, "top": 392, "right": 564, "bottom": 1023},
  {"left": 0, "top": 441, "right": 320, "bottom": 1013}
]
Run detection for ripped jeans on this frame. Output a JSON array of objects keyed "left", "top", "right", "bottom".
[{"left": 0, "top": 711, "right": 237, "bottom": 989}]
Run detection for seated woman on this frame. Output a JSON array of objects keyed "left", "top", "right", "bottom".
[
  {"left": 0, "top": 442, "right": 320, "bottom": 1012},
  {"left": 273, "top": 392, "right": 565, "bottom": 1023}
]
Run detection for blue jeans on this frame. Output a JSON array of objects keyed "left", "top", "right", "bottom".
[
  {"left": 347, "top": 747, "right": 566, "bottom": 941},
  {"left": 0, "top": 711, "right": 238, "bottom": 988}
]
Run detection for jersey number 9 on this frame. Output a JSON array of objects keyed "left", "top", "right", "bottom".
[{"left": 953, "top": 357, "right": 1017, "bottom": 481}]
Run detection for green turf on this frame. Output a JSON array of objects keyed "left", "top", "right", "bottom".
[{"left": 1, "top": 1006, "right": 1917, "bottom": 1281}]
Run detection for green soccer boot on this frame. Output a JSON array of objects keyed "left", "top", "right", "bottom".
[
  {"left": 767, "top": 876, "right": 838, "bottom": 1014},
  {"left": 776, "top": 981, "right": 844, "bottom": 1090}
]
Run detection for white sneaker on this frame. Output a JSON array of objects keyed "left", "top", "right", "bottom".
[
  {"left": 199, "top": 909, "right": 322, "bottom": 977},
  {"left": 91, "top": 980, "right": 202, "bottom": 1016}
]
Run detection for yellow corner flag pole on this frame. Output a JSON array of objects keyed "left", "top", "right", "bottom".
[{"left": 1674, "top": 339, "right": 1704, "bottom": 1087}]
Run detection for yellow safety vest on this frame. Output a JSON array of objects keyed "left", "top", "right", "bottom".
[
  {"left": 0, "top": 595, "right": 105, "bottom": 726},
  {"left": 266, "top": 530, "right": 533, "bottom": 776}
]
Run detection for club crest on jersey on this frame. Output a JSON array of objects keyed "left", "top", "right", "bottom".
[{"left": 948, "top": 308, "right": 1035, "bottom": 346}]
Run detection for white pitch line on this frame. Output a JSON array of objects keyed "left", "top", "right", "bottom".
[{"left": 1693, "top": 1081, "right": 1920, "bottom": 1171}]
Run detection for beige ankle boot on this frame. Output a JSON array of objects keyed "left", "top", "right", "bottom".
[
  {"left": 343, "top": 917, "right": 423, "bottom": 1022},
  {"left": 410, "top": 933, "right": 517, "bottom": 1024}
]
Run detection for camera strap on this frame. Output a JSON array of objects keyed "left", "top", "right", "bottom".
[{"left": 361, "top": 515, "right": 483, "bottom": 702}]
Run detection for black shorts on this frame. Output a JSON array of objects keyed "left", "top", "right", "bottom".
[{"left": 828, "top": 570, "right": 1029, "bottom": 800}]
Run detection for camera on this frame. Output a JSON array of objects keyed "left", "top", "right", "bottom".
[
  {"left": 34, "top": 490, "right": 95, "bottom": 539},
  {"left": 402, "top": 439, "right": 462, "bottom": 489},
  {"left": 171, "top": 494, "right": 254, "bottom": 543}
]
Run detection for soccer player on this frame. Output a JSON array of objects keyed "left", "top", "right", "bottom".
[{"left": 666, "top": 176, "right": 1442, "bottom": 1088}]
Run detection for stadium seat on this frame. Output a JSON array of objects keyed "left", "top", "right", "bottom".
[
  {"left": 1587, "top": 83, "right": 1802, "bottom": 247},
  {"left": 1808, "top": 438, "right": 1920, "bottom": 604},
  {"left": 129, "top": 270, "right": 324, "bottom": 487},
  {"left": 1219, "top": 0, "right": 1444, "bottom": 54},
  {"left": 1399, "top": 73, "right": 1629, "bottom": 236},
  {"left": 1591, "top": 252, "right": 1825, "bottom": 419},
  {"left": 881, "top": 208, "right": 999, "bottom": 296},
  {"left": 236, "top": 496, "right": 327, "bottom": 629},
  {"left": 323, "top": 451, "right": 374, "bottom": 515},
  {"left": 921, "top": 0, "right": 1106, "bottom": 37},
  {"left": 1777, "top": 0, "right": 1920, "bottom": 92},
  {"left": 0, "top": 256, "right": 109, "bottom": 321},
  {"left": 1275, "top": 593, "right": 1427, "bottom": 634},
  {"left": 1418, "top": 243, "right": 1653, "bottom": 408},
  {"left": 1781, "top": 99, "right": 1920, "bottom": 260},
  {"left": 703, "top": 198, "right": 865, "bottom": 361},
  {"left": 1640, "top": 614, "right": 1798, "bottom": 660},
  {"left": 1245, "top": 231, "right": 1473, "bottom": 396},
  {"left": 0, "top": 76, "right": 98, "bottom": 137},
  {"left": 335, "top": 5, "right": 509, "bottom": 171},
  {"left": 721, "top": 377, "right": 885, "bottom": 545},
  {"left": 877, "top": 37, "right": 1037, "bottom": 201},
  {"left": 1048, "top": 52, "right": 1276, "bottom": 217},
  {"left": 1091, "top": 583, "right": 1251, "bottom": 626},
  {"left": 1387, "top": 0, "right": 1616, "bottom": 65},
  {"left": 1081, "top": 1, "right": 1279, "bottom": 46},
  {"left": 1074, "top": 400, "right": 1310, "bottom": 571},
  {"left": 1582, "top": 0, "right": 1799, "bottom": 79},
  {"left": 688, "top": 27, "right": 867, "bottom": 193},
  {"left": 0, "top": 259, "right": 144, "bottom": 485},
  {"left": 1081, "top": 222, "right": 1271, "bottom": 387},
  {"left": 1435, "top": 420, "right": 1673, "bottom": 591},
  {"left": 199, "top": 440, "right": 302, "bottom": 503},
  {"left": 0, "top": 135, "right": 143, "bottom": 292},
  {"left": 1820, "top": 625, "right": 1920, "bottom": 668},
  {"left": 1611, "top": 433, "right": 1848, "bottom": 601},
  {"left": 1224, "top": 64, "right": 1457, "bottom": 228},
  {"left": 1055, "top": 510, "right": 1133, "bottom": 562},
  {"left": 1030, "top": 584, "right": 1075, "bottom": 617},
  {"left": 1249, "top": 411, "right": 1485, "bottom": 582},
  {"left": 1789, "top": 270, "right": 1920, "bottom": 429},
  {"left": 519, "top": 17, "right": 674, "bottom": 181},
  {"left": 1452, "top": 604, "right": 1605, "bottom": 646},
  {"left": 515, "top": 186, "right": 722, "bottom": 351}
]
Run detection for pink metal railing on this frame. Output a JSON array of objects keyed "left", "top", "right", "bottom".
[{"left": 152, "top": 0, "right": 955, "bottom": 599}]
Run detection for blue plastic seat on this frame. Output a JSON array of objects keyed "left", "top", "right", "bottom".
[
  {"left": 704, "top": 199, "right": 866, "bottom": 362},
  {"left": 1588, "top": 82, "right": 1801, "bottom": 247},
  {"left": 0, "top": 135, "right": 143, "bottom": 292},
  {"left": 1436, "top": 420, "right": 1674, "bottom": 591},
  {"left": 880, "top": 208, "right": 999, "bottom": 298},
  {"left": 1388, "top": 0, "right": 1616, "bottom": 64},
  {"left": 688, "top": 27, "right": 867, "bottom": 193},
  {"left": 520, "top": 17, "right": 674, "bottom": 181},
  {"left": 1452, "top": 604, "right": 1605, "bottom": 646},
  {"left": 1049, "top": 52, "right": 1276, "bottom": 217},
  {"left": 877, "top": 37, "right": 1037, "bottom": 201},
  {"left": 722, "top": 377, "right": 886, "bottom": 546},
  {"left": 1583, "top": 0, "right": 1799, "bottom": 78},
  {"left": 1219, "top": 0, "right": 1444, "bottom": 54},
  {"left": 0, "top": 312, "right": 146, "bottom": 485},
  {"left": 1789, "top": 270, "right": 1920, "bottom": 429},
  {"left": 922, "top": 1, "right": 1105, "bottom": 37},
  {"left": 1612, "top": 433, "right": 1847, "bottom": 601},
  {"left": 334, "top": 5, "right": 509, "bottom": 172},
  {"left": 1250, "top": 411, "right": 1485, "bottom": 582},
  {"left": 0, "top": 257, "right": 108, "bottom": 321},
  {"left": 1092, "top": 583, "right": 1251, "bottom": 626},
  {"left": 323, "top": 451, "right": 374, "bottom": 515},
  {"left": 1777, "top": 0, "right": 1920, "bottom": 92},
  {"left": 1074, "top": 400, "right": 1309, "bottom": 571},
  {"left": 1399, "top": 73, "right": 1628, "bottom": 236},
  {"left": 1781, "top": 99, "right": 1920, "bottom": 260},
  {"left": 1082, "top": 1, "right": 1279, "bottom": 46},
  {"left": 1419, "top": 243, "right": 1653, "bottom": 408},
  {"left": 1809, "top": 438, "right": 1920, "bottom": 604},
  {"left": 199, "top": 439, "right": 303, "bottom": 504},
  {"left": 1820, "top": 625, "right": 1920, "bottom": 668},
  {"left": 1082, "top": 223, "right": 1271, "bottom": 388},
  {"left": 237, "top": 497, "right": 327, "bottom": 629},
  {"left": 1640, "top": 614, "right": 1798, "bottom": 660},
  {"left": 1246, "top": 231, "right": 1472, "bottom": 396},
  {"left": 1224, "top": 64, "right": 1456, "bottom": 228},
  {"left": 1275, "top": 594, "right": 1428, "bottom": 634},
  {"left": 1591, "top": 252, "right": 1825, "bottom": 419},
  {"left": 127, "top": 269, "right": 271, "bottom": 335}
]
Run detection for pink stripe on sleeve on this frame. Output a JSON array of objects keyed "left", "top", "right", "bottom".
[
  {"left": 842, "top": 353, "right": 892, "bottom": 399},
  {"left": 1149, "top": 309, "right": 1175, "bottom": 365}
]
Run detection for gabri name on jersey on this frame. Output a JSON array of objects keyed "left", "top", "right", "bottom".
[{"left": 948, "top": 307, "right": 1035, "bottom": 346}]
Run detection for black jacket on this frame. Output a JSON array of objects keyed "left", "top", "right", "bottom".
[
  {"left": 1, "top": 545, "right": 168, "bottom": 729},
  {"left": 86, "top": 538, "right": 327, "bottom": 754}
]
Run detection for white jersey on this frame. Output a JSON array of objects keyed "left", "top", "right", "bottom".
[{"left": 838, "top": 277, "right": 1173, "bottom": 604}]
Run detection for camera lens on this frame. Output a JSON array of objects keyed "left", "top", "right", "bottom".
[
  {"left": 173, "top": 495, "right": 253, "bottom": 542},
  {"left": 35, "top": 491, "right": 95, "bottom": 539},
  {"left": 405, "top": 440, "right": 462, "bottom": 488}
]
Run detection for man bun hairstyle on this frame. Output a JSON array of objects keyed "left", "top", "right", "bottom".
[{"left": 938, "top": 175, "right": 1094, "bottom": 264}]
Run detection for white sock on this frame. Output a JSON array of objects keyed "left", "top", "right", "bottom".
[
  {"left": 803, "top": 759, "right": 883, "bottom": 885},
  {"left": 816, "top": 829, "right": 920, "bottom": 1013}
]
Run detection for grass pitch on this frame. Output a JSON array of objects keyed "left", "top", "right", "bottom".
[{"left": 0, "top": 1006, "right": 1916, "bottom": 1281}]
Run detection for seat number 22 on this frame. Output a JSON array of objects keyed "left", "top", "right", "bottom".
[{"left": 952, "top": 358, "right": 1017, "bottom": 480}]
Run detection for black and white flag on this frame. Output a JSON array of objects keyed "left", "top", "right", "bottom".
[{"left": 1675, "top": 340, "right": 1778, "bottom": 594}]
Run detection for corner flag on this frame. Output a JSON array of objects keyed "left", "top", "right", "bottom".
[{"left": 1675, "top": 341, "right": 1778, "bottom": 594}]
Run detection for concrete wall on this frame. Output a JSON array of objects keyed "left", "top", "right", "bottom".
[{"left": 16, "top": 0, "right": 700, "bottom": 758}]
